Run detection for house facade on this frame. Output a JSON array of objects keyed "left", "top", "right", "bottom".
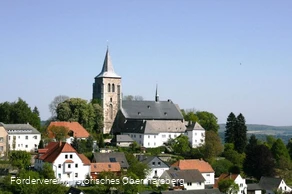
[
  {"left": 185, "top": 122, "right": 205, "bottom": 148},
  {"left": 171, "top": 159, "right": 215, "bottom": 186},
  {"left": 0, "top": 125, "right": 8, "bottom": 157},
  {"left": 215, "top": 174, "right": 247, "bottom": 194},
  {"left": 34, "top": 142, "right": 91, "bottom": 186},
  {"left": 161, "top": 169, "right": 205, "bottom": 190},
  {"left": 138, "top": 156, "right": 169, "bottom": 184},
  {"left": 0, "top": 123, "right": 41, "bottom": 152},
  {"left": 259, "top": 177, "right": 292, "bottom": 194}
]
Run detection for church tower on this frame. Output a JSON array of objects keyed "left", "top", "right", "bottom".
[{"left": 93, "top": 48, "right": 122, "bottom": 134}]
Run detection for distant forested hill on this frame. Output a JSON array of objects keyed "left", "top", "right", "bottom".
[{"left": 219, "top": 124, "right": 292, "bottom": 144}]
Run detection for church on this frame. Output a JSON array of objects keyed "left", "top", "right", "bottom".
[{"left": 92, "top": 48, "right": 205, "bottom": 148}]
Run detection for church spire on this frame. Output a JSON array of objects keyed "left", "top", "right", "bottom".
[
  {"left": 95, "top": 47, "right": 121, "bottom": 78},
  {"left": 155, "top": 84, "right": 159, "bottom": 102}
]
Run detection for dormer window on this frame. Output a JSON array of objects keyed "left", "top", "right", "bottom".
[
  {"left": 138, "top": 112, "right": 141, "bottom": 115},
  {"left": 147, "top": 105, "right": 150, "bottom": 109}
]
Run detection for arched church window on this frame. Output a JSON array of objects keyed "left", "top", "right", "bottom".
[
  {"left": 108, "top": 83, "right": 111, "bottom": 92},
  {"left": 112, "top": 84, "right": 115, "bottom": 92},
  {"left": 109, "top": 104, "right": 113, "bottom": 120}
]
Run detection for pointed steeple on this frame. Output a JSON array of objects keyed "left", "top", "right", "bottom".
[
  {"left": 155, "top": 84, "right": 159, "bottom": 102},
  {"left": 95, "top": 48, "right": 121, "bottom": 78}
]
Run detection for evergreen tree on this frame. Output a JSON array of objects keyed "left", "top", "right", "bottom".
[
  {"left": 86, "top": 136, "right": 94, "bottom": 152},
  {"left": 98, "top": 134, "right": 105, "bottom": 148},
  {"left": 225, "top": 112, "right": 237, "bottom": 143},
  {"left": 71, "top": 137, "right": 79, "bottom": 153},
  {"left": 234, "top": 113, "right": 247, "bottom": 153},
  {"left": 287, "top": 138, "right": 292, "bottom": 159},
  {"left": 38, "top": 140, "right": 44, "bottom": 149}
]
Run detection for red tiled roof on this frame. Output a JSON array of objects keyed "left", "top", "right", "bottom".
[
  {"left": 38, "top": 149, "right": 48, "bottom": 154},
  {"left": 65, "top": 160, "right": 74, "bottom": 163},
  {"left": 78, "top": 154, "right": 91, "bottom": 165},
  {"left": 91, "top": 162, "right": 121, "bottom": 173},
  {"left": 214, "top": 173, "right": 240, "bottom": 188},
  {"left": 38, "top": 142, "right": 76, "bottom": 163},
  {"left": 171, "top": 159, "right": 214, "bottom": 173},
  {"left": 47, "top": 121, "right": 90, "bottom": 139}
]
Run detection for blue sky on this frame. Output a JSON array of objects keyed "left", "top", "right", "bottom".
[{"left": 0, "top": 1, "right": 292, "bottom": 125}]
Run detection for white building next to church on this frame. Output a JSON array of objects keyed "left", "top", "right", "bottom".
[
  {"left": 34, "top": 142, "right": 91, "bottom": 186},
  {"left": 0, "top": 122, "right": 41, "bottom": 152}
]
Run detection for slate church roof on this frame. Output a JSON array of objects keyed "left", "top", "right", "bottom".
[
  {"left": 95, "top": 48, "right": 121, "bottom": 78},
  {"left": 121, "top": 100, "right": 184, "bottom": 120}
]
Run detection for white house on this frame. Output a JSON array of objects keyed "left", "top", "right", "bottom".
[
  {"left": 0, "top": 123, "right": 41, "bottom": 152},
  {"left": 34, "top": 142, "right": 91, "bottom": 186},
  {"left": 138, "top": 155, "right": 169, "bottom": 184},
  {"left": 161, "top": 168, "right": 205, "bottom": 190},
  {"left": 259, "top": 177, "right": 292, "bottom": 194},
  {"left": 171, "top": 159, "right": 215, "bottom": 186},
  {"left": 215, "top": 174, "right": 247, "bottom": 194},
  {"left": 185, "top": 122, "right": 205, "bottom": 148}
]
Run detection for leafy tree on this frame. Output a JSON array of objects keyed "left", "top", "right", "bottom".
[
  {"left": 38, "top": 139, "right": 44, "bottom": 149},
  {"left": 47, "top": 125, "right": 69, "bottom": 141},
  {"left": 49, "top": 95, "right": 69, "bottom": 118},
  {"left": 218, "top": 179, "right": 239, "bottom": 194},
  {"left": 243, "top": 144, "right": 275, "bottom": 180},
  {"left": 9, "top": 151, "right": 31, "bottom": 170},
  {"left": 56, "top": 98, "right": 103, "bottom": 132},
  {"left": 123, "top": 95, "right": 144, "bottom": 101},
  {"left": 40, "top": 162, "right": 55, "bottom": 179},
  {"left": 0, "top": 98, "right": 41, "bottom": 130},
  {"left": 125, "top": 153, "right": 150, "bottom": 179},
  {"left": 203, "top": 131, "right": 223, "bottom": 162},
  {"left": 172, "top": 135, "right": 191, "bottom": 155},
  {"left": 123, "top": 172, "right": 145, "bottom": 194},
  {"left": 182, "top": 110, "right": 219, "bottom": 132},
  {"left": 271, "top": 138, "right": 290, "bottom": 166},
  {"left": 225, "top": 112, "right": 237, "bottom": 143},
  {"left": 265, "top": 135, "right": 277, "bottom": 149},
  {"left": 223, "top": 144, "right": 245, "bottom": 169},
  {"left": 212, "top": 159, "right": 233, "bottom": 177},
  {"left": 196, "top": 111, "right": 219, "bottom": 133}
]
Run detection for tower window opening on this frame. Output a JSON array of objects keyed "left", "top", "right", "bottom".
[
  {"left": 108, "top": 83, "right": 111, "bottom": 92},
  {"left": 112, "top": 84, "right": 115, "bottom": 92}
]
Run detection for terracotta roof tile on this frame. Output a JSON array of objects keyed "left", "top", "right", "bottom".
[
  {"left": 47, "top": 121, "right": 90, "bottom": 139},
  {"left": 78, "top": 154, "right": 91, "bottom": 165},
  {"left": 65, "top": 160, "right": 74, "bottom": 163},
  {"left": 171, "top": 159, "right": 214, "bottom": 173},
  {"left": 91, "top": 162, "right": 121, "bottom": 173},
  {"left": 214, "top": 174, "right": 239, "bottom": 188}
]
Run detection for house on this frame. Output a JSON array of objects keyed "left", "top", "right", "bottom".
[
  {"left": 47, "top": 121, "right": 90, "bottom": 143},
  {"left": 138, "top": 156, "right": 169, "bottom": 184},
  {"left": 111, "top": 134, "right": 134, "bottom": 147},
  {"left": 185, "top": 122, "right": 205, "bottom": 148},
  {"left": 0, "top": 122, "right": 41, "bottom": 152},
  {"left": 171, "top": 159, "right": 215, "bottom": 186},
  {"left": 92, "top": 152, "right": 129, "bottom": 170},
  {"left": 0, "top": 125, "right": 8, "bottom": 157},
  {"left": 259, "top": 177, "right": 292, "bottom": 194},
  {"left": 90, "top": 162, "right": 121, "bottom": 179},
  {"left": 161, "top": 168, "right": 205, "bottom": 190},
  {"left": 247, "top": 183, "right": 263, "bottom": 194},
  {"left": 34, "top": 142, "right": 91, "bottom": 186},
  {"left": 214, "top": 173, "right": 247, "bottom": 194}
]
